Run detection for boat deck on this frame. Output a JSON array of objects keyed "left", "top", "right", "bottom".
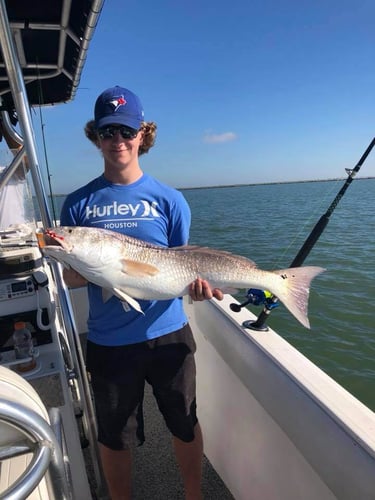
[
  {"left": 132, "top": 383, "right": 234, "bottom": 499},
  {"left": 78, "top": 333, "right": 234, "bottom": 499}
]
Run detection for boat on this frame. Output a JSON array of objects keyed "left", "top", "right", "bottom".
[{"left": 0, "top": 1, "right": 374, "bottom": 499}]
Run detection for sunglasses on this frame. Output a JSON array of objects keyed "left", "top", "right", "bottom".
[{"left": 97, "top": 125, "right": 139, "bottom": 140}]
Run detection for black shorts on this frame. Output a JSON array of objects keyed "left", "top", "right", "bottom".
[{"left": 86, "top": 324, "right": 198, "bottom": 450}]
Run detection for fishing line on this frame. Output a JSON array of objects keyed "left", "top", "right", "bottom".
[
  {"left": 231, "top": 136, "right": 375, "bottom": 330},
  {"left": 269, "top": 177, "right": 344, "bottom": 269},
  {"left": 35, "top": 61, "right": 58, "bottom": 224}
]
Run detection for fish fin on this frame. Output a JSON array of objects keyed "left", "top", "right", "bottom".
[
  {"left": 101, "top": 287, "right": 145, "bottom": 315},
  {"left": 102, "top": 288, "right": 113, "bottom": 303},
  {"left": 113, "top": 287, "right": 145, "bottom": 315},
  {"left": 120, "top": 259, "right": 159, "bottom": 277},
  {"left": 270, "top": 266, "right": 325, "bottom": 329}
]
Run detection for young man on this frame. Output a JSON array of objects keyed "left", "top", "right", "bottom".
[{"left": 61, "top": 86, "right": 223, "bottom": 500}]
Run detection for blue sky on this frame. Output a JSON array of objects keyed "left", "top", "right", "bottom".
[{"left": 33, "top": 0, "right": 375, "bottom": 194}]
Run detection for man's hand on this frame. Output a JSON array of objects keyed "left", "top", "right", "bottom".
[
  {"left": 62, "top": 267, "right": 88, "bottom": 288},
  {"left": 188, "top": 277, "right": 224, "bottom": 302}
]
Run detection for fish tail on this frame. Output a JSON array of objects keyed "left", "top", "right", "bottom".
[{"left": 271, "top": 266, "right": 325, "bottom": 328}]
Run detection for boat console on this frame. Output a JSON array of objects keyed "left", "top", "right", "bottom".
[
  {"left": 0, "top": 230, "right": 54, "bottom": 373},
  {"left": 0, "top": 228, "right": 95, "bottom": 498}
]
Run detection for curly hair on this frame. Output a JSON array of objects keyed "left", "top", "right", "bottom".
[{"left": 84, "top": 120, "right": 157, "bottom": 156}]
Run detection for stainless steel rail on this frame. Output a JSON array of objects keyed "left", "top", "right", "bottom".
[
  {"left": 0, "top": 1, "right": 107, "bottom": 496},
  {"left": 0, "top": 399, "right": 70, "bottom": 500},
  {"left": 0, "top": 0, "right": 52, "bottom": 228}
]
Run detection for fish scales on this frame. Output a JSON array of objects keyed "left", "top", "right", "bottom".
[{"left": 100, "top": 238, "right": 266, "bottom": 294}]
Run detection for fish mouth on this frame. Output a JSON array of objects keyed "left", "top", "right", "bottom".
[{"left": 37, "top": 229, "right": 73, "bottom": 252}]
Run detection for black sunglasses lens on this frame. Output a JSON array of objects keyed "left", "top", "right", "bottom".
[
  {"left": 98, "top": 128, "right": 114, "bottom": 139},
  {"left": 98, "top": 126, "right": 137, "bottom": 140},
  {"left": 120, "top": 127, "right": 137, "bottom": 139}
]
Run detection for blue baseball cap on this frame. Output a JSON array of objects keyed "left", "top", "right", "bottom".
[{"left": 94, "top": 86, "right": 144, "bottom": 130}]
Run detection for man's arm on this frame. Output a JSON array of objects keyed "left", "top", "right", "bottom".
[{"left": 62, "top": 267, "right": 88, "bottom": 288}]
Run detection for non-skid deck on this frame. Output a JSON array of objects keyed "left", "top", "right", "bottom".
[{"left": 132, "top": 382, "right": 234, "bottom": 499}]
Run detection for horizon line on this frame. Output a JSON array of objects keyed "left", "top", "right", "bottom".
[
  {"left": 51, "top": 175, "right": 375, "bottom": 196},
  {"left": 177, "top": 175, "right": 375, "bottom": 191}
]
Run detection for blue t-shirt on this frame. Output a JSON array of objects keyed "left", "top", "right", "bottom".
[{"left": 60, "top": 173, "right": 191, "bottom": 346}]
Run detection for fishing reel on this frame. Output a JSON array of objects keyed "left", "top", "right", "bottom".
[{"left": 230, "top": 289, "right": 279, "bottom": 312}]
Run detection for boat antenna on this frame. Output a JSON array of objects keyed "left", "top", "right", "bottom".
[{"left": 230, "top": 136, "right": 375, "bottom": 330}]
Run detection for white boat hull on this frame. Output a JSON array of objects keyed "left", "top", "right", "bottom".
[{"left": 185, "top": 295, "right": 375, "bottom": 500}]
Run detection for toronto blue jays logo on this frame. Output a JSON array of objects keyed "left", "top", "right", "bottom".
[{"left": 108, "top": 95, "right": 126, "bottom": 112}]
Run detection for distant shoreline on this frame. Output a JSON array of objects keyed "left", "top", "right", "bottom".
[
  {"left": 51, "top": 176, "right": 375, "bottom": 196},
  {"left": 178, "top": 176, "right": 375, "bottom": 191}
]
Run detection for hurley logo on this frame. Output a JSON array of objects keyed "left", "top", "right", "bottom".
[
  {"left": 85, "top": 200, "right": 160, "bottom": 220},
  {"left": 108, "top": 95, "right": 126, "bottom": 112}
]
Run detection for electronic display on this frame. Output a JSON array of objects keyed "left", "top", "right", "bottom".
[{"left": 11, "top": 281, "right": 27, "bottom": 293}]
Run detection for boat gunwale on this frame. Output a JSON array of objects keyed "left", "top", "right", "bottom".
[{"left": 187, "top": 295, "right": 375, "bottom": 457}]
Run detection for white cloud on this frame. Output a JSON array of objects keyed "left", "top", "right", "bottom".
[{"left": 203, "top": 131, "right": 237, "bottom": 144}]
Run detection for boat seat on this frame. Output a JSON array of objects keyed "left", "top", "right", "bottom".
[{"left": 0, "top": 366, "right": 50, "bottom": 499}]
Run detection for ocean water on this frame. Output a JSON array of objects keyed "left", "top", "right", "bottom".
[{"left": 50, "top": 179, "right": 375, "bottom": 411}]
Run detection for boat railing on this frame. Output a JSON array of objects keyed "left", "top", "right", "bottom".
[
  {"left": 0, "top": 1, "right": 108, "bottom": 496},
  {"left": 50, "top": 262, "right": 107, "bottom": 496},
  {"left": 0, "top": 397, "right": 71, "bottom": 499}
]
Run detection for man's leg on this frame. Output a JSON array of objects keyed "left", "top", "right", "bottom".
[
  {"left": 99, "top": 443, "right": 132, "bottom": 500},
  {"left": 87, "top": 342, "right": 147, "bottom": 499},
  {"left": 173, "top": 422, "right": 203, "bottom": 500},
  {"left": 148, "top": 326, "right": 202, "bottom": 498}
]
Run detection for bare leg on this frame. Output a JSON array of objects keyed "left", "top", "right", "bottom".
[
  {"left": 99, "top": 443, "right": 132, "bottom": 500},
  {"left": 173, "top": 423, "right": 203, "bottom": 500}
]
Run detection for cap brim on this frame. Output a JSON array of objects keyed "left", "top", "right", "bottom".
[{"left": 96, "top": 115, "right": 141, "bottom": 130}]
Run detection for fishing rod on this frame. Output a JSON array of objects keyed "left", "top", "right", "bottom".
[{"left": 230, "top": 136, "right": 375, "bottom": 331}]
